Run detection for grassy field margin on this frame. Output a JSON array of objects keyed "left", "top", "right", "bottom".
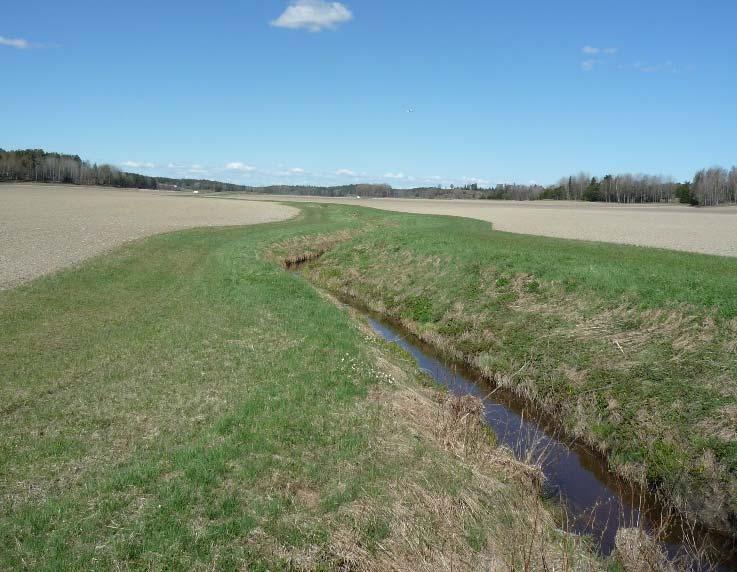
[{"left": 0, "top": 204, "right": 602, "bottom": 570}]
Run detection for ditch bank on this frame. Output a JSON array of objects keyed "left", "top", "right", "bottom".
[
  {"left": 280, "top": 245, "right": 737, "bottom": 570},
  {"left": 356, "top": 304, "right": 737, "bottom": 571}
]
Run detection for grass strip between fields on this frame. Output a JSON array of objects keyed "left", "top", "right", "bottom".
[{"left": 1, "top": 204, "right": 605, "bottom": 570}]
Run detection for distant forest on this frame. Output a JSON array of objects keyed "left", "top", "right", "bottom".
[{"left": 2, "top": 148, "right": 736, "bottom": 206}]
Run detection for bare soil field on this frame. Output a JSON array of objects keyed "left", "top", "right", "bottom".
[
  {"left": 239, "top": 194, "right": 737, "bottom": 257},
  {"left": 0, "top": 184, "right": 297, "bottom": 289}
]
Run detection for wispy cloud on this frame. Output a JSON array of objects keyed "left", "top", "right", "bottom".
[
  {"left": 580, "top": 46, "right": 618, "bottom": 71},
  {"left": 134, "top": 158, "right": 493, "bottom": 190},
  {"left": 122, "top": 160, "right": 155, "bottom": 169},
  {"left": 580, "top": 59, "right": 597, "bottom": 72},
  {"left": 225, "top": 162, "right": 256, "bottom": 172},
  {"left": 582, "top": 46, "right": 617, "bottom": 55},
  {"left": 581, "top": 45, "right": 689, "bottom": 75},
  {"left": 0, "top": 35, "right": 57, "bottom": 49},
  {"left": 0, "top": 35, "right": 31, "bottom": 49},
  {"left": 635, "top": 62, "right": 662, "bottom": 73},
  {"left": 271, "top": 0, "right": 353, "bottom": 32},
  {"left": 461, "top": 176, "right": 491, "bottom": 187},
  {"left": 187, "top": 164, "right": 208, "bottom": 174},
  {"left": 627, "top": 61, "right": 687, "bottom": 73},
  {"left": 162, "top": 162, "right": 212, "bottom": 176}
]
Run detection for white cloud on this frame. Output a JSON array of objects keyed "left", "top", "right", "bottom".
[
  {"left": 225, "top": 162, "right": 256, "bottom": 172},
  {"left": 635, "top": 62, "right": 659, "bottom": 73},
  {"left": 271, "top": 0, "right": 353, "bottom": 32},
  {"left": 617, "top": 61, "right": 686, "bottom": 74},
  {"left": 289, "top": 167, "right": 306, "bottom": 174},
  {"left": 580, "top": 46, "right": 618, "bottom": 70},
  {"left": 580, "top": 59, "right": 597, "bottom": 72},
  {"left": 461, "top": 176, "right": 491, "bottom": 187},
  {"left": 336, "top": 168, "right": 358, "bottom": 176},
  {"left": 631, "top": 61, "right": 679, "bottom": 73},
  {"left": 582, "top": 46, "right": 618, "bottom": 55},
  {"left": 0, "top": 36, "right": 30, "bottom": 49},
  {"left": 121, "top": 160, "right": 155, "bottom": 169},
  {"left": 188, "top": 164, "right": 208, "bottom": 174},
  {"left": 384, "top": 172, "right": 406, "bottom": 179}
]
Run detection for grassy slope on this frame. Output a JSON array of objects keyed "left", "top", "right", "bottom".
[
  {"left": 297, "top": 208, "right": 737, "bottom": 534},
  {"left": 0, "top": 204, "right": 598, "bottom": 571}
]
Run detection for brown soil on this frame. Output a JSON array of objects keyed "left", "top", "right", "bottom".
[
  {"left": 240, "top": 194, "right": 737, "bottom": 257},
  {"left": 0, "top": 184, "right": 297, "bottom": 289}
]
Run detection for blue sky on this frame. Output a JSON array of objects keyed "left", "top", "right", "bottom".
[{"left": 2, "top": 0, "right": 736, "bottom": 187}]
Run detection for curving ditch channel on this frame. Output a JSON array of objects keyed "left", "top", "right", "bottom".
[{"left": 356, "top": 308, "right": 737, "bottom": 570}]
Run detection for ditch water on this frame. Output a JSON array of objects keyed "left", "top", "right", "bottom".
[{"left": 359, "top": 311, "right": 737, "bottom": 570}]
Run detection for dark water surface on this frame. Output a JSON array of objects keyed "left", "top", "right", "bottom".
[{"left": 364, "top": 314, "right": 737, "bottom": 570}]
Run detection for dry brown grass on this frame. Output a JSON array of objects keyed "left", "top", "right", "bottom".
[
  {"left": 614, "top": 527, "right": 673, "bottom": 572},
  {"left": 271, "top": 230, "right": 355, "bottom": 268},
  {"left": 268, "top": 286, "right": 603, "bottom": 570},
  {"left": 309, "top": 347, "right": 602, "bottom": 572},
  {"left": 725, "top": 318, "right": 737, "bottom": 354},
  {"left": 699, "top": 404, "right": 737, "bottom": 442}
]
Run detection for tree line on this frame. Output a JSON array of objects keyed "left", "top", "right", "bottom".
[
  {"left": 1, "top": 148, "right": 735, "bottom": 206},
  {"left": 0, "top": 149, "right": 158, "bottom": 190},
  {"left": 546, "top": 170, "right": 737, "bottom": 205}
]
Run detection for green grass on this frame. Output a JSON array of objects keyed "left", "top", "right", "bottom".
[
  {"left": 294, "top": 208, "right": 737, "bottom": 534},
  {"left": 0, "top": 204, "right": 599, "bottom": 570}
]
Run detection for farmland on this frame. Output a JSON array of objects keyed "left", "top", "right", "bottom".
[
  {"left": 0, "top": 196, "right": 601, "bottom": 570},
  {"left": 5, "top": 0, "right": 736, "bottom": 568},
  {"left": 3, "top": 185, "right": 737, "bottom": 568},
  {"left": 239, "top": 194, "right": 737, "bottom": 257},
  {"left": 0, "top": 184, "right": 297, "bottom": 289}
]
